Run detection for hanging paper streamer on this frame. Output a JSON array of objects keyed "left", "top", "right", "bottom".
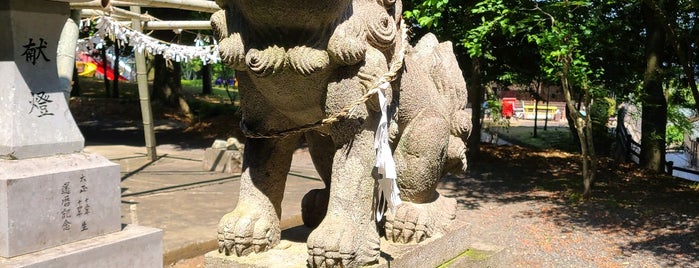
[
  {"left": 373, "top": 82, "right": 401, "bottom": 221},
  {"left": 90, "top": 16, "right": 220, "bottom": 65}
]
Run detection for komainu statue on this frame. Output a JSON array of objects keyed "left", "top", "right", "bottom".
[{"left": 211, "top": 0, "right": 470, "bottom": 266}]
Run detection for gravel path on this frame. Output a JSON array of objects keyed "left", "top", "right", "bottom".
[{"left": 441, "top": 170, "right": 698, "bottom": 267}]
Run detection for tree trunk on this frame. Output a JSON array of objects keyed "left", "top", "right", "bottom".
[
  {"left": 101, "top": 46, "right": 110, "bottom": 97},
  {"left": 576, "top": 117, "right": 590, "bottom": 196},
  {"left": 640, "top": 0, "right": 668, "bottom": 172},
  {"left": 533, "top": 100, "right": 539, "bottom": 138},
  {"left": 467, "top": 57, "right": 483, "bottom": 160},
  {"left": 583, "top": 99, "right": 597, "bottom": 196},
  {"left": 561, "top": 57, "right": 596, "bottom": 199},
  {"left": 152, "top": 54, "right": 192, "bottom": 119},
  {"left": 112, "top": 42, "right": 120, "bottom": 98},
  {"left": 202, "top": 64, "right": 212, "bottom": 95},
  {"left": 566, "top": 92, "right": 585, "bottom": 148},
  {"left": 544, "top": 85, "right": 550, "bottom": 131},
  {"left": 71, "top": 64, "right": 81, "bottom": 97}
]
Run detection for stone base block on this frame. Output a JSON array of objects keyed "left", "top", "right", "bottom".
[
  {"left": 0, "top": 153, "right": 121, "bottom": 257},
  {"left": 0, "top": 225, "right": 163, "bottom": 268},
  {"left": 202, "top": 148, "right": 242, "bottom": 173},
  {"left": 447, "top": 242, "right": 505, "bottom": 267},
  {"left": 205, "top": 221, "right": 497, "bottom": 267}
]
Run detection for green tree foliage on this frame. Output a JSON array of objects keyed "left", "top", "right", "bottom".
[
  {"left": 522, "top": 1, "right": 601, "bottom": 198},
  {"left": 183, "top": 58, "right": 203, "bottom": 80},
  {"left": 405, "top": 0, "right": 699, "bottom": 189},
  {"left": 405, "top": 0, "right": 628, "bottom": 197},
  {"left": 405, "top": 0, "right": 542, "bottom": 159},
  {"left": 590, "top": 96, "right": 615, "bottom": 154},
  {"left": 666, "top": 78, "right": 695, "bottom": 147},
  {"left": 140, "top": 7, "right": 213, "bottom": 114},
  {"left": 643, "top": 0, "right": 699, "bottom": 114}
]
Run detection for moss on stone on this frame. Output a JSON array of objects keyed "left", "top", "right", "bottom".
[{"left": 438, "top": 248, "right": 494, "bottom": 267}]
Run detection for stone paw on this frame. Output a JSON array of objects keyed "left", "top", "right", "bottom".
[
  {"left": 301, "top": 188, "right": 329, "bottom": 228},
  {"left": 384, "top": 194, "right": 456, "bottom": 244},
  {"left": 306, "top": 216, "right": 380, "bottom": 268},
  {"left": 288, "top": 46, "right": 330, "bottom": 76},
  {"left": 217, "top": 206, "right": 280, "bottom": 256},
  {"left": 328, "top": 24, "right": 367, "bottom": 66}
]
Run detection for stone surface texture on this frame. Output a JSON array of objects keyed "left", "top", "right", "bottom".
[
  {"left": 0, "top": 153, "right": 121, "bottom": 257},
  {"left": 0, "top": 225, "right": 163, "bottom": 268},
  {"left": 210, "top": 0, "right": 470, "bottom": 267},
  {"left": 0, "top": 1, "right": 84, "bottom": 160}
]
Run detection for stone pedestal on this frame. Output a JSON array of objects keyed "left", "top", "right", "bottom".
[
  {"left": 0, "top": 1, "right": 162, "bottom": 267},
  {"left": 0, "top": 153, "right": 121, "bottom": 257},
  {"left": 204, "top": 221, "right": 502, "bottom": 268},
  {"left": 0, "top": 225, "right": 162, "bottom": 268}
]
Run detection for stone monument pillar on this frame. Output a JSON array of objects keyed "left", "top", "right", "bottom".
[{"left": 0, "top": 1, "right": 162, "bottom": 267}]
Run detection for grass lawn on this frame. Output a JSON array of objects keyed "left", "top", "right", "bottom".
[
  {"left": 484, "top": 120, "right": 578, "bottom": 152},
  {"left": 71, "top": 76, "right": 241, "bottom": 131}
]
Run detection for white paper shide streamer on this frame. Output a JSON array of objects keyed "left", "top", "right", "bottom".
[
  {"left": 374, "top": 82, "right": 401, "bottom": 221},
  {"left": 93, "top": 16, "right": 220, "bottom": 65}
]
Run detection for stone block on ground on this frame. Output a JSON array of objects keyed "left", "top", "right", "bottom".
[
  {"left": 0, "top": 153, "right": 121, "bottom": 257},
  {"left": 0, "top": 225, "right": 163, "bottom": 268},
  {"left": 202, "top": 148, "right": 242, "bottom": 173}
]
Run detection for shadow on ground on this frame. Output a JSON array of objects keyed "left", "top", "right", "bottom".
[{"left": 444, "top": 144, "right": 699, "bottom": 266}]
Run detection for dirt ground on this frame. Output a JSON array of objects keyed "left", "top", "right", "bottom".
[{"left": 456, "top": 144, "right": 698, "bottom": 266}]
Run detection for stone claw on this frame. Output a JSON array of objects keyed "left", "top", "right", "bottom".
[
  {"left": 216, "top": 207, "right": 281, "bottom": 257},
  {"left": 217, "top": 229, "right": 236, "bottom": 255},
  {"left": 234, "top": 244, "right": 247, "bottom": 256},
  {"left": 311, "top": 255, "right": 325, "bottom": 267},
  {"left": 307, "top": 216, "right": 379, "bottom": 267},
  {"left": 384, "top": 221, "right": 394, "bottom": 241},
  {"left": 414, "top": 230, "right": 426, "bottom": 243},
  {"left": 383, "top": 196, "right": 456, "bottom": 244},
  {"left": 253, "top": 243, "right": 267, "bottom": 253},
  {"left": 309, "top": 250, "right": 351, "bottom": 268},
  {"left": 392, "top": 227, "right": 401, "bottom": 243},
  {"left": 401, "top": 228, "right": 413, "bottom": 243},
  {"left": 217, "top": 235, "right": 225, "bottom": 253}
]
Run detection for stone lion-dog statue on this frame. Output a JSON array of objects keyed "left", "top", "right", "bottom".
[{"left": 211, "top": 0, "right": 470, "bottom": 266}]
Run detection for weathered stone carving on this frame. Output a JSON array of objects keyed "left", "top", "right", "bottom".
[{"left": 211, "top": 0, "right": 470, "bottom": 267}]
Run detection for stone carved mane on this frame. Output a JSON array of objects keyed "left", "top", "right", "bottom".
[{"left": 211, "top": 0, "right": 470, "bottom": 267}]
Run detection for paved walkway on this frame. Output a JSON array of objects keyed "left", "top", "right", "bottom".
[{"left": 84, "top": 143, "right": 324, "bottom": 265}]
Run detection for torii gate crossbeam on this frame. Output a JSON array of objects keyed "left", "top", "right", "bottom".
[{"left": 72, "top": 0, "right": 220, "bottom": 13}]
